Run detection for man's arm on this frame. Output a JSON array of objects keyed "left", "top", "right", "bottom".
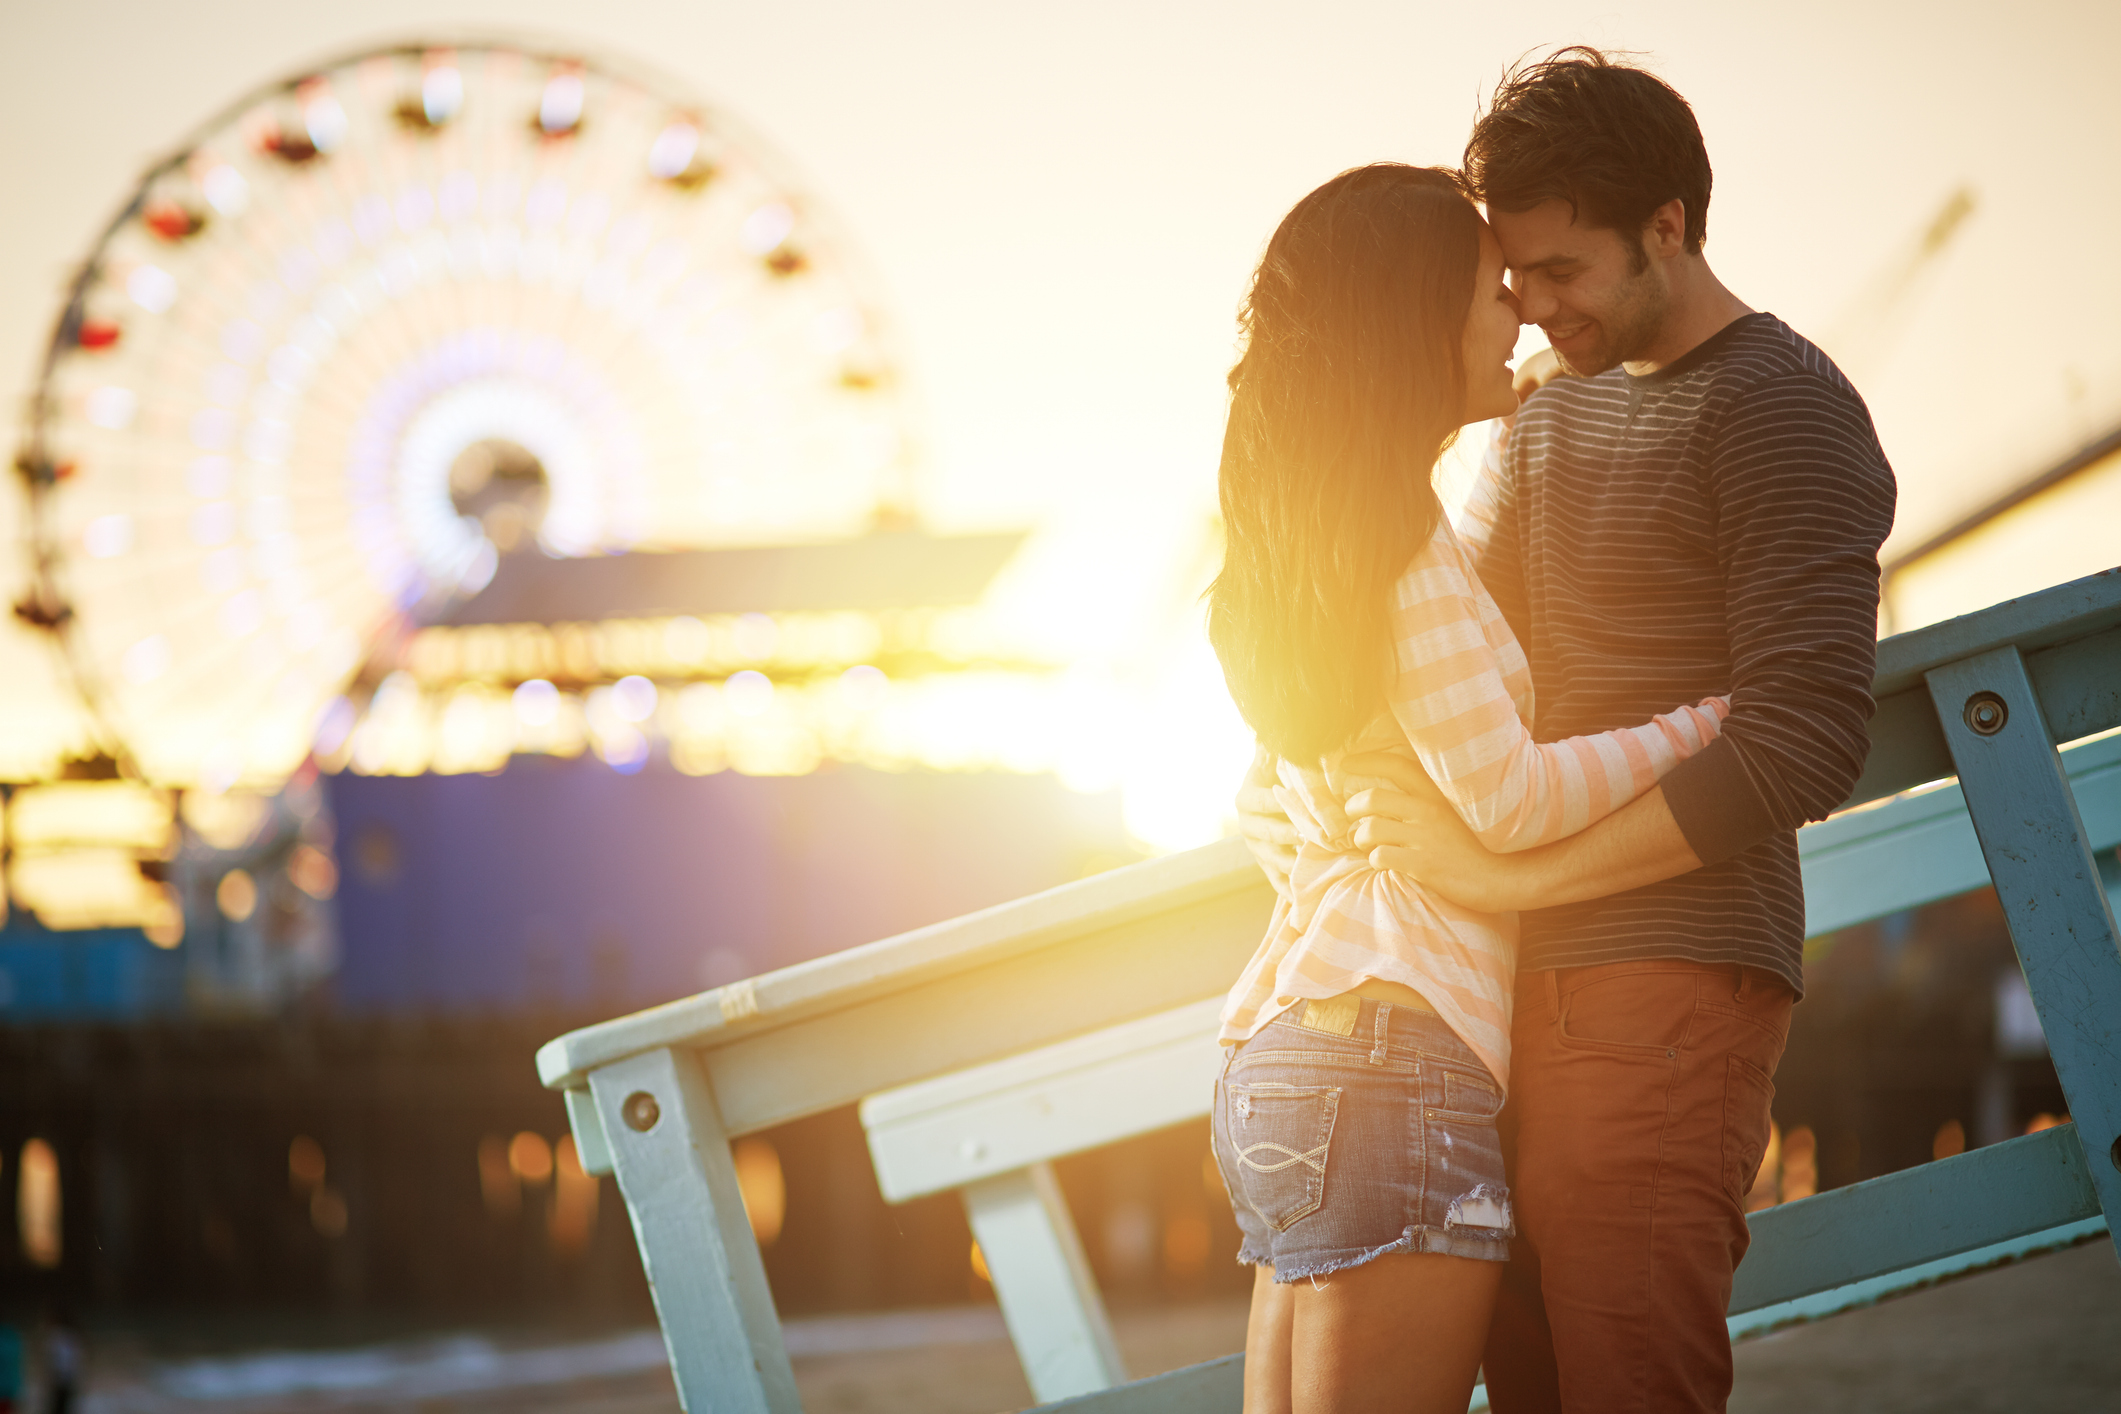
[
  {"left": 1655, "top": 373, "right": 1897, "bottom": 864},
  {"left": 1342, "top": 759, "right": 1700, "bottom": 913}
]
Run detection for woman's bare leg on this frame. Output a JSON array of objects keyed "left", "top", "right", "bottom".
[
  {"left": 1243, "top": 1264, "right": 1295, "bottom": 1414},
  {"left": 1289, "top": 1251, "right": 1500, "bottom": 1413}
]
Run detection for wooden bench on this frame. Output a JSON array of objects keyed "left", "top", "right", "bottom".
[{"left": 542, "top": 568, "right": 2121, "bottom": 1412}]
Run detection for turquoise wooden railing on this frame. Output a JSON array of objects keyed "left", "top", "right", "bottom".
[{"left": 539, "top": 567, "right": 2121, "bottom": 1413}]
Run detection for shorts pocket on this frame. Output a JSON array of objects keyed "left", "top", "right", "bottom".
[
  {"left": 1439, "top": 1068, "right": 1502, "bottom": 1120},
  {"left": 1227, "top": 1082, "right": 1340, "bottom": 1232}
]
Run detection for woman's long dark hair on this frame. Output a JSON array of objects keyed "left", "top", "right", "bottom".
[{"left": 1207, "top": 164, "right": 1480, "bottom": 764}]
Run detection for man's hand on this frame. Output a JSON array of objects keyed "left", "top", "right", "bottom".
[
  {"left": 1339, "top": 752, "right": 1521, "bottom": 913},
  {"left": 1235, "top": 746, "right": 1297, "bottom": 898}
]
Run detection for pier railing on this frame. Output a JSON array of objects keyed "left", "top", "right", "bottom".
[{"left": 539, "top": 567, "right": 2121, "bottom": 1413}]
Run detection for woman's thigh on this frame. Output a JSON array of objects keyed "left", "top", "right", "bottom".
[{"left": 1289, "top": 1249, "right": 1500, "bottom": 1413}]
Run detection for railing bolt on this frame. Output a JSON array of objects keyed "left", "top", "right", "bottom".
[
  {"left": 1963, "top": 691, "right": 2008, "bottom": 736},
  {"left": 623, "top": 1090, "right": 662, "bottom": 1132}
]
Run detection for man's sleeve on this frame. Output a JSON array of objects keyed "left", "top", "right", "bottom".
[{"left": 1658, "top": 374, "right": 1899, "bottom": 866}]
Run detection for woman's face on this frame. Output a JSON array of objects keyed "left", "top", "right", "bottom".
[{"left": 1460, "top": 222, "right": 1523, "bottom": 424}]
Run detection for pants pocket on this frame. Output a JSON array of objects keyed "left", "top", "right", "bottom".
[
  {"left": 1227, "top": 1082, "right": 1340, "bottom": 1232},
  {"left": 1721, "top": 1054, "right": 1777, "bottom": 1204}
]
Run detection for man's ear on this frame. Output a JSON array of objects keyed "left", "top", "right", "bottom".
[{"left": 1643, "top": 198, "right": 1689, "bottom": 261}]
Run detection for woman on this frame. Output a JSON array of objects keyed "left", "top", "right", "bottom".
[{"left": 1205, "top": 164, "right": 1728, "bottom": 1412}]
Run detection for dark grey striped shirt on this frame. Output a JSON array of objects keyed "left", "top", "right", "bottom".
[{"left": 1472, "top": 312, "right": 1897, "bottom": 994}]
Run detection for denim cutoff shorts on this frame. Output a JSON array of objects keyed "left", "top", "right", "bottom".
[{"left": 1213, "top": 995, "right": 1513, "bottom": 1282}]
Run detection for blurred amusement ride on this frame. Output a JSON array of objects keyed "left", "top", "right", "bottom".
[{"left": 5, "top": 39, "right": 1246, "bottom": 1020}]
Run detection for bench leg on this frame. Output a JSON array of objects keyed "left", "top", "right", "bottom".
[
  {"left": 591, "top": 1046, "right": 801, "bottom": 1413},
  {"left": 1929, "top": 647, "right": 2121, "bottom": 1263},
  {"left": 965, "top": 1163, "right": 1127, "bottom": 1401}
]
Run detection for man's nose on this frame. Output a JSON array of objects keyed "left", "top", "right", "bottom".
[{"left": 1511, "top": 277, "right": 1558, "bottom": 326}]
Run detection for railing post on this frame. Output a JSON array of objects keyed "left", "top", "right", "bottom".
[
  {"left": 965, "top": 1163, "right": 1127, "bottom": 1401},
  {"left": 1926, "top": 645, "right": 2121, "bottom": 1261},
  {"left": 589, "top": 1046, "right": 802, "bottom": 1413}
]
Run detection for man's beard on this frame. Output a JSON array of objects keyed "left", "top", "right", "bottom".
[{"left": 1552, "top": 272, "right": 1669, "bottom": 377}]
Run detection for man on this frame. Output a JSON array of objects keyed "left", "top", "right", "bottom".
[{"left": 1239, "top": 49, "right": 1896, "bottom": 1411}]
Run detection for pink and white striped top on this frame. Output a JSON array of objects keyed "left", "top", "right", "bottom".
[{"left": 1217, "top": 504, "right": 1729, "bottom": 1090}]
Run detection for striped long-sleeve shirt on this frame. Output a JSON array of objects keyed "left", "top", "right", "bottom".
[
  {"left": 1217, "top": 512, "right": 1729, "bottom": 1089},
  {"left": 1459, "top": 312, "right": 1898, "bottom": 993}
]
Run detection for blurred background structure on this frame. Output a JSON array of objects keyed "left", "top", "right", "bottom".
[{"left": 0, "top": 2, "right": 2118, "bottom": 1408}]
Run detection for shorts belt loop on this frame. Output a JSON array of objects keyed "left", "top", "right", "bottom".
[{"left": 1369, "top": 1003, "right": 1392, "bottom": 1065}]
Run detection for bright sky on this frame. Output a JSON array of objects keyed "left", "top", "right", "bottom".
[{"left": 4, "top": 0, "right": 2118, "bottom": 835}]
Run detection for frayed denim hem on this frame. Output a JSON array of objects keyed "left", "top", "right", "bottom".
[{"left": 1239, "top": 1223, "right": 1510, "bottom": 1282}]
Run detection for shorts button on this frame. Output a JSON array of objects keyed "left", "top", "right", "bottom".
[{"left": 1666, "top": 1048, "right": 1676, "bottom": 1059}]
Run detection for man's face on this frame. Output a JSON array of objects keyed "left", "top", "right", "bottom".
[{"left": 1489, "top": 200, "right": 1668, "bottom": 376}]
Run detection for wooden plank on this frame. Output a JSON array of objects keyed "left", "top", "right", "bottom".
[
  {"left": 1730, "top": 1122, "right": 2101, "bottom": 1313},
  {"left": 702, "top": 884, "right": 1265, "bottom": 1138},
  {"left": 1726, "top": 1217, "right": 2109, "bottom": 1339},
  {"left": 563, "top": 1086, "right": 615, "bottom": 1177},
  {"left": 2031, "top": 623, "right": 2121, "bottom": 746},
  {"left": 1030, "top": 1354, "right": 1244, "bottom": 1413},
  {"left": 1843, "top": 563, "right": 2121, "bottom": 811},
  {"left": 862, "top": 1000, "right": 1225, "bottom": 1203},
  {"left": 1801, "top": 731, "right": 2121, "bottom": 938},
  {"left": 965, "top": 1165, "right": 1128, "bottom": 1402},
  {"left": 1869, "top": 566, "right": 2121, "bottom": 699},
  {"left": 538, "top": 837, "right": 1266, "bottom": 1090},
  {"left": 1928, "top": 646, "right": 2121, "bottom": 1264},
  {"left": 589, "top": 1048, "right": 799, "bottom": 1412}
]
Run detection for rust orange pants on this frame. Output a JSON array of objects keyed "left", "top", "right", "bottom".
[{"left": 1483, "top": 959, "right": 1794, "bottom": 1413}]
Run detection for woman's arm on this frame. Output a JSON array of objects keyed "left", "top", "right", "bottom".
[{"left": 1385, "top": 536, "right": 1728, "bottom": 854}]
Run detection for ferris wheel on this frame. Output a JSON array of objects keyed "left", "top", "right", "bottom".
[{"left": 15, "top": 40, "right": 916, "bottom": 791}]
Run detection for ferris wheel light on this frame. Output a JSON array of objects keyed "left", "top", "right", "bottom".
[
  {"left": 201, "top": 164, "right": 248, "bottom": 215},
  {"left": 740, "top": 204, "right": 796, "bottom": 256},
  {"left": 304, "top": 95, "right": 349, "bottom": 154},
  {"left": 422, "top": 66, "right": 464, "bottom": 126},
  {"left": 201, "top": 547, "right": 244, "bottom": 594},
  {"left": 190, "top": 503, "right": 235, "bottom": 547},
  {"left": 220, "top": 319, "right": 264, "bottom": 364},
  {"left": 189, "top": 407, "right": 234, "bottom": 451},
  {"left": 84, "top": 514, "right": 133, "bottom": 559},
  {"left": 526, "top": 177, "right": 568, "bottom": 227},
  {"left": 127, "top": 264, "right": 176, "bottom": 313},
  {"left": 396, "top": 185, "right": 436, "bottom": 234},
  {"left": 219, "top": 589, "right": 264, "bottom": 640},
  {"left": 648, "top": 123, "right": 701, "bottom": 180},
  {"left": 539, "top": 74, "right": 585, "bottom": 135},
  {"left": 86, "top": 385, "right": 137, "bottom": 430}
]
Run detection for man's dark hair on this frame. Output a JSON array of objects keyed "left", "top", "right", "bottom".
[{"left": 1464, "top": 47, "right": 1712, "bottom": 265}]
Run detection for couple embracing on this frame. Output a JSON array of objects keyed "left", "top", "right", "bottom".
[{"left": 1202, "top": 50, "right": 1897, "bottom": 1412}]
